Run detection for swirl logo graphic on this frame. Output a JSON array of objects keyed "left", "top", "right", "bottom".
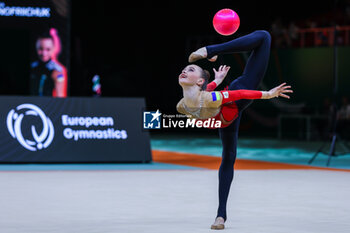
[{"left": 6, "top": 104, "right": 54, "bottom": 151}]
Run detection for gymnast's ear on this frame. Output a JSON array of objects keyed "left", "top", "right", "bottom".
[{"left": 200, "top": 69, "right": 210, "bottom": 90}]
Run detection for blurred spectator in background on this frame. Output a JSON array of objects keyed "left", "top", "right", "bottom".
[
  {"left": 316, "top": 31, "right": 329, "bottom": 47},
  {"left": 270, "top": 18, "right": 289, "bottom": 48},
  {"left": 287, "top": 21, "right": 299, "bottom": 47},
  {"left": 30, "top": 30, "right": 66, "bottom": 97},
  {"left": 268, "top": 4, "right": 350, "bottom": 49},
  {"left": 338, "top": 96, "right": 350, "bottom": 119},
  {"left": 338, "top": 96, "right": 350, "bottom": 139},
  {"left": 305, "top": 18, "right": 317, "bottom": 28}
]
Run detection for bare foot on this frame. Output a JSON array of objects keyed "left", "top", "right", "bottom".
[
  {"left": 210, "top": 217, "right": 225, "bottom": 230},
  {"left": 188, "top": 47, "right": 207, "bottom": 63}
]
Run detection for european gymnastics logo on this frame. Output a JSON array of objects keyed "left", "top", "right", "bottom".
[{"left": 7, "top": 104, "right": 54, "bottom": 151}]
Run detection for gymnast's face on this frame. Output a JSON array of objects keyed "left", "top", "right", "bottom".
[
  {"left": 179, "top": 64, "right": 205, "bottom": 88},
  {"left": 36, "top": 38, "right": 54, "bottom": 63}
]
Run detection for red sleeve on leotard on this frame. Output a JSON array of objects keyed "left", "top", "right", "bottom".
[
  {"left": 220, "top": 90, "right": 262, "bottom": 104},
  {"left": 206, "top": 81, "right": 217, "bottom": 92}
]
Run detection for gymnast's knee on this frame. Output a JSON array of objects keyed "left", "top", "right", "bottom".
[{"left": 254, "top": 30, "right": 271, "bottom": 42}]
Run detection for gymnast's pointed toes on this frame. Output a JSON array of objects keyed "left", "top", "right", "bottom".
[
  {"left": 188, "top": 47, "right": 207, "bottom": 63},
  {"left": 188, "top": 53, "right": 204, "bottom": 63}
]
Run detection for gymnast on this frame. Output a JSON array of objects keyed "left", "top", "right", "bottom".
[{"left": 176, "top": 30, "right": 293, "bottom": 230}]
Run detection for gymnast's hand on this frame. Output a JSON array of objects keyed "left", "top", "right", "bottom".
[
  {"left": 213, "top": 65, "right": 230, "bottom": 86},
  {"left": 265, "top": 83, "right": 293, "bottom": 99}
]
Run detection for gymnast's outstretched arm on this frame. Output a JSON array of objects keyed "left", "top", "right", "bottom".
[{"left": 205, "top": 83, "right": 293, "bottom": 108}]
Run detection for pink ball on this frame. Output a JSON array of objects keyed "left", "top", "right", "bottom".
[{"left": 213, "top": 9, "right": 240, "bottom": 36}]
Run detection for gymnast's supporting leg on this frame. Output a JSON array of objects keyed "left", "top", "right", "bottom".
[
  {"left": 212, "top": 31, "right": 271, "bottom": 223},
  {"left": 216, "top": 114, "right": 241, "bottom": 221}
]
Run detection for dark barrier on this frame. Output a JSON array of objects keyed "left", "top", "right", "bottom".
[{"left": 0, "top": 96, "right": 151, "bottom": 163}]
